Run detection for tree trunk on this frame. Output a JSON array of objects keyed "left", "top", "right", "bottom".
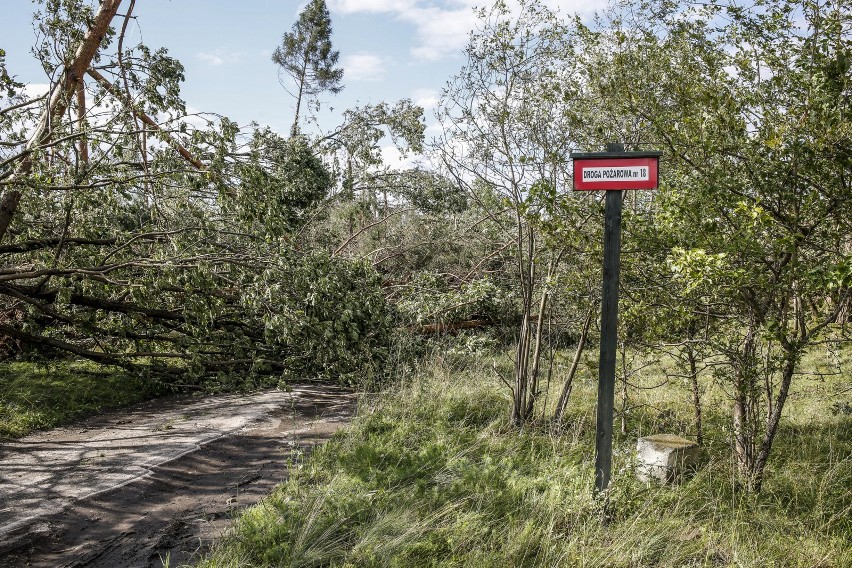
[
  {"left": 291, "top": 56, "right": 308, "bottom": 137},
  {"left": 512, "top": 309, "right": 531, "bottom": 424},
  {"left": 524, "top": 288, "right": 550, "bottom": 417},
  {"left": 750, "top": 352, "right": 797, "bottom": 492},
  {"left": 732, "top": 322, "right": 758, "bottom": 487},
  {"left": 511, "top": 224, "right": 536, "bottom": 425},
  {"left": 554, "top": 305, "right": 594, "bottom": 422},
  {"left": 687, "top": 344, "right": 703, "bottom": 445},
  {"left": 732, "top": 387, "right": 752, "bottom": 480},
  {"left": 76, "top": 79, "right": 88, "bottom": 165},
  {"left": 619, "top": 342, "right": 628, "bottom": 435}
]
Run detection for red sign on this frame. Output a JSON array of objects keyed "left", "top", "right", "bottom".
[{"left": 573, "top": 156, "right": 659, "bottom": 191}]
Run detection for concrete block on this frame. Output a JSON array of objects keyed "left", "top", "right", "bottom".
[{"left": 636, "top": 434, "right": 699, "bottom": 484}]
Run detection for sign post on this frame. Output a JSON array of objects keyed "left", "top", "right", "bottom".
[{"left": 571, "top": 144, "right": 661, "bottom": 495}]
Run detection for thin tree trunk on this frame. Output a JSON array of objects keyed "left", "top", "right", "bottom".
[
  {"left": 524, "top": 287, "right": 550, "bottom": 417},
  {"left": 732, "top": 323, "right": 757, "bottom": 484},
  {"left": 75, "top": 79, "right": 88, "bottom": 165},
  {"left": 512, "top": 224, "right": 535, "bottom": 425},
  {"left": 763, "top": 340, "right": 775, "bottom": 419},
  {"left": 732, "top": 389, "right": 751, "bottom": 479},
  {"left": 541, "top": 290, "right": 556, "bottom": 422},
  {"left": 620, "top": 342, "right": 628, "bottom": 435},
  {"left": 750, "top": 353, "right": 797, "bottom": 492},
  {"left": 291, "top": 56, "right": 308, "bottom": 137},
  {"left": 554, "top": 305, "right": 594, "bottom": 422},
  {"left": 687, "top": 345, "right": 703, "bottom": 445},
  {"left": 514, "top": 290, "right": 534, "bottom": 422},
  {"left": 513, "top": 309, "right": 531, "bottom": 424}
]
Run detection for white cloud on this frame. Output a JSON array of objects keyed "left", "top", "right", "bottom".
[
  {"left": 329, "top": 0, "right": 416, "bottom": 13},
  {"left": 23, "top": 83, "right": 50, "bottom": 98},
  {"left": 329, "top": 0, "right": 474, "bottom": 61},
  {"left": 342, "top": 53, "right": 389, "bottom": 81},
  {"left": 380, "top": 144, "right": 419, "bottom": 170},
  {"left": 424, "top": 122, "right": 444, "bottom": 135},
  {"left": 403, "top": 5, "right": 478, "bottom": 61},
  {"left": 178, "top": 104, "right": 217, "bottom": 132},
  {"left": 197, "top": 52, "right": 225, "bottom": 66},
  {"left": 412, "top": 88, "right": 439, "bottom": 112},
  {"left": 329, "top": 0, "right": 608, "bottom": 61},
  {"left": 196, "top": 49, "right": 241, "bottom": 67}
]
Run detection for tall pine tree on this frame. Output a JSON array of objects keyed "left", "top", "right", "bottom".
[{"left": 273, "top": 0, "right": 343, "bottom": 136}]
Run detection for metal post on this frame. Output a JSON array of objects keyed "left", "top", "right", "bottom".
[{"left": 594, "top": 142, "right": 624, "bottom": 494}]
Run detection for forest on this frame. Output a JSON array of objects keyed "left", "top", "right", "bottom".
[{"left": 0, "top": 0, "right": 850, "bottom": 566}]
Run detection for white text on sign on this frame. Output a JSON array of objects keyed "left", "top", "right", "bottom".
[{"left": 582, "top": 166, "right": 649, "bottom": 182}]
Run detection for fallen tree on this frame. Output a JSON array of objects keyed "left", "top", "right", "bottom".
[{"left": 0, "top": 1, "right": 390, "bottom": 385}]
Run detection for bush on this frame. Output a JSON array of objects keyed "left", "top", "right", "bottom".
[{"left": 251, "top": 250, "right": 392, "bottom": 387}]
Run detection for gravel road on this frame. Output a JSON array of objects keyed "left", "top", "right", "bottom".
[{"left": 0, "top": 384, "right": 354, "bottom": 567}]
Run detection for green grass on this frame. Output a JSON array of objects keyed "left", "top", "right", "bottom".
[
  {"left": 197, "top": 349, "right": 852, "bottom": 567},
  {"left": 0, "top": 359, "right": 167, "bottom": 438}
]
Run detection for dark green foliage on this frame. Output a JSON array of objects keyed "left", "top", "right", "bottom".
[
  {"left": 0, "top": 48, "right": 22, "bottom": 99},
  {"left": 126, "top": 44, "right": 187, "bottom": 115},
  {"left": 397, "top": 272, "right": 515, "bottom": 326},
  {"left": 249, "top": 250, "right": 392, "bottom": 386},
  {"left": 390, "top": 169, "right": 468, "bottom": 215},
  {"left": 0, "top": 0, "right": 381, "bottom": 389},
  {"left": 235, "top": 132, "right": 333, "bottom": 236},
  {"left": 272, "top": 0, "right": 342, "bottom": 94}
]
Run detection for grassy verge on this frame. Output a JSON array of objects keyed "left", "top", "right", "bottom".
[
  {"left": 197, "top": 350, "right": 851, "bottom": 567},
  {"left": 0, "top": 360, "right": 167, "bottom": 438}
]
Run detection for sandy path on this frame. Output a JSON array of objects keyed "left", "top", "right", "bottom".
[{"left": 0, "top": 384, "right": 354, "bottom": 567}]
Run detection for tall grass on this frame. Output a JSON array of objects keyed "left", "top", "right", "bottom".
[{"left": 198, "top": 348, "right": 851, "bottom": 567}]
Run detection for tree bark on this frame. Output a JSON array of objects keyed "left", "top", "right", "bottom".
[
  {"left": 554, "top": 305, "right": 594, "bottom": 422},
  {"left": 86, "top": 69, "right": 206, "bottom": 171},
  {"left": 524, "top": 288, "right": 550, "bottom": 417},
  {"left": 291, "top": 55, "right": 309, "bottom": 137},
  {"left": 0, "top": 236, "right": 116, "bottom": 254},
  {"left": 511, "top": 221, "right": 536, "bottom": 425},
  {"left": 620, "top": 342, "right": 628, "bottom": 435},
  {"left": 76, "top": 79, "right": 88, "bottom": 165},
  {"left": 750, "top": 352, "right": 797, "bottom": 492},
  {"left": 732, "top": 323, "right": 757, "bottom": 485},
  {"left": 688, "top": 345, "right": 704, "bottom": 445}
]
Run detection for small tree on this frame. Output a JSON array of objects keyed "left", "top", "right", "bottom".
[
  {"left": 273, "top": 0, "right": 343, "bottom": 136},
  {"left": 436, "top": 0, "right": 588, "bottom": 425},
  {"left": 579, "top": 0, "right": 852, "bottom": 491}
]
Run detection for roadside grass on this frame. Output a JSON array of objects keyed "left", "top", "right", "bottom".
[
  {"left": 0, "top": 359, "right": 166, "bottom": 438},
  {"left": 197, "top": 347, "right": 852, "bottom": 567}
]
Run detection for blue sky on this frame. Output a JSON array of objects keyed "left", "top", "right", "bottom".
[{"left": 2, "top": 1, "right": 600, "bottom": 163}]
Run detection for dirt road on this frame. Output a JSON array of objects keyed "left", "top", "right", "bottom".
[{"left": 0, "top": 384, "right": 355, "bottom": 567}]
